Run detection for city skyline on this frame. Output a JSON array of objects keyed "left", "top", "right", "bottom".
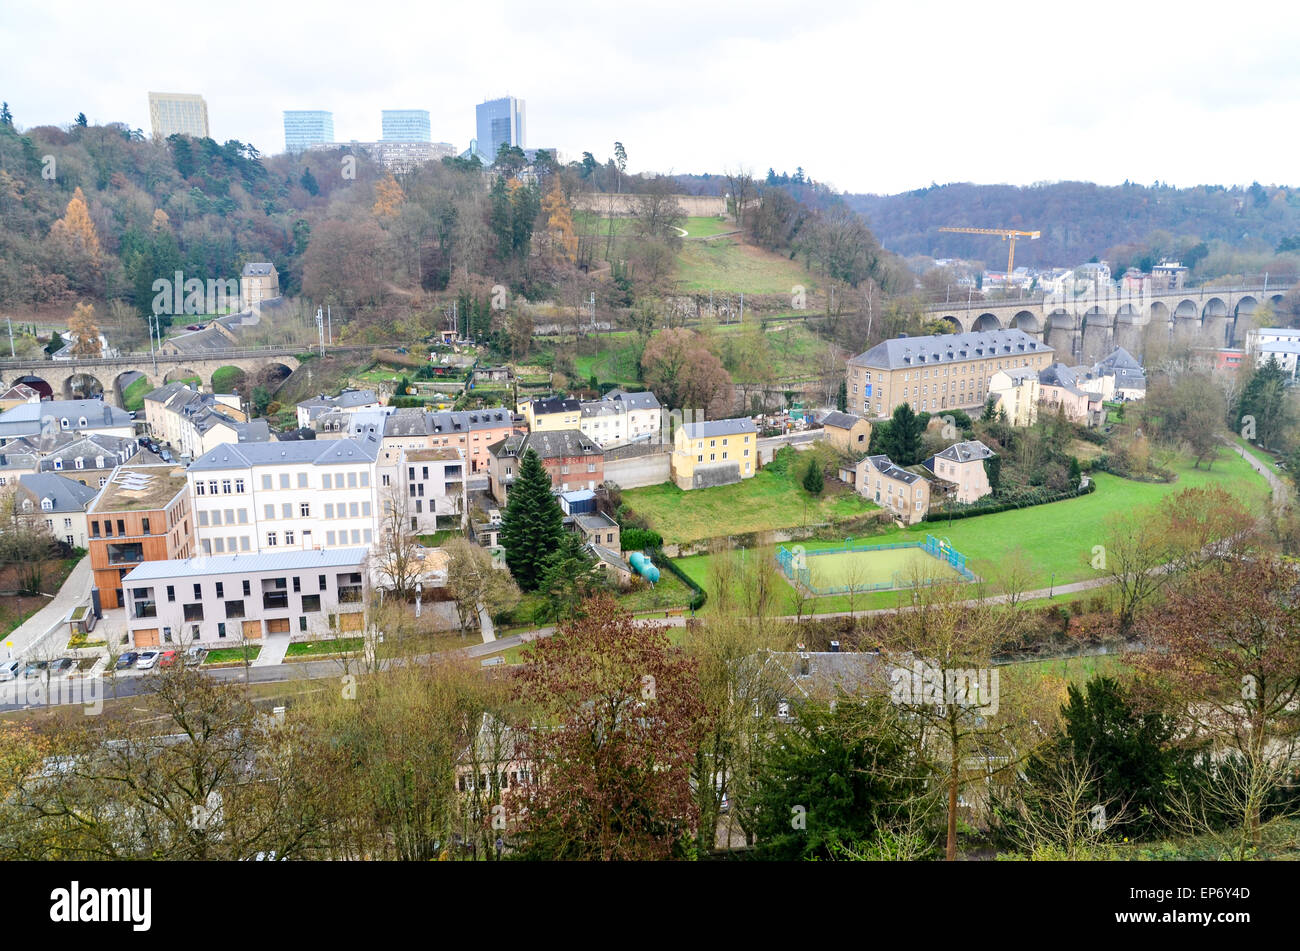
[{"left": 4, "top": 0, "right": 1300, "bottom": 195}]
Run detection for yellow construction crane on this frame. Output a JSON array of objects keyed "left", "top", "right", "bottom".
[{"left": 938, "top": 227, "right": 1040, "bottom": 280}]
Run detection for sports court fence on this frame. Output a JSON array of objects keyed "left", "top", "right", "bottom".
[{"left": 774, "top": 534, "right": 976, "bottom": 595}]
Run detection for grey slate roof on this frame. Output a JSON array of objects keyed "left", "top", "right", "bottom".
[
  {"left": 864, "top": 454, "right": 921, "bottom": 484},
  {"left": 849, "top": 329, "right": 1051, "bottom": 370},
  {"left": 0, "top": 400, "right": 132, "bottom": 440},
  {"left": 681, "top": 417, "right": 757, "bottom": 439},
  {"left": 933, "top": 440, "right": 996, "bottom": 464},
  {"left": 382, "top": 408, "right": 514, "bottom": 438},
  {"left": 820, "top": 411, "right": 862, "bottom": 430},
  {"left": 242, "top": 262, "right": 276, "bottom": 276},
  {"left": 490, "top": 429, "right": 602, "bottom": 460},
  {"left": 588, "top": 544, "right": 631, "bottom": 573},
  {"left": 16, "top": 473, "right": 99, "bottom": 512},
  {"left": 598, "top": 389, "right": 660, "bottom": 411},
  {"left": 1038, "top": 363, "right": 1079, "bottom": 388},
  {"left": 762, "top": 650, "right": 892, "bottom": 701},
  {"left": 529, "top": 396, "right": 580, "bottom": 414},
  {"left": 189, "top": 435, "right": 379, "bottom": 470}
]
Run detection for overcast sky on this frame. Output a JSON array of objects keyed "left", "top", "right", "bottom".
[{"left": 3, "top": 0, "right": 1297, "bottom": 196}]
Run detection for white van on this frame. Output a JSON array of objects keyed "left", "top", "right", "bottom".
[{"left": 0, "top": 660, "right": 22, "bottom": 682}]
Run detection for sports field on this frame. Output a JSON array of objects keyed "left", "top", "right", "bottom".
[{"left": 802, "top": 546, "right": 962, "bottom": 591}]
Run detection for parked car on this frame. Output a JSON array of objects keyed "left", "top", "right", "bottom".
[
  {"left": 0, "top": 660, "right": 22, "bottom": 682},
  {"left": 157, "top": 650, "right": 179, "bottom": 668},
  {"left": 51, "top": 658, "right": 74, "bottom": 675},
  {"left": 22, "top": 661, "right": 48, "bottom": 678},
  {"left": 183, "top": 646, "right": 208, "bottom": 666},
  {"left": 115, "top": 651, "right": 139, "bottom": 670},
  {"left": 135, "top": 651, "right": 160, "bottom": 670}
]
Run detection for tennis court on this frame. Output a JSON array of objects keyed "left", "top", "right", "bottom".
[{"left": 776, "top": 535, "right": 975, "bottom": 595}]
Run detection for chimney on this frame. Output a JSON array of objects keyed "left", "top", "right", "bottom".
[{"left": 829, "top": 640, "right": 840, "bottom": 653}]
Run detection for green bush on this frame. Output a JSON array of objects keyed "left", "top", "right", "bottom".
[{"left": 622, "top": 528, "right": 663, "bottom": 551}]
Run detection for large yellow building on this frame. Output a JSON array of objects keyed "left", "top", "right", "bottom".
[
  {"left": 671, "top": 418, "right": 757, "bottom": 490},
  {"left": 518, "top": 396, "right": 580, "bottom": 432},
  {"left": 846, "top": 330, "right": 1053, "bottom": 419}
]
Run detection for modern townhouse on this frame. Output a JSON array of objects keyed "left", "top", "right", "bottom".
[{"left": 121, "top": 547, "right": 369, "bottom": 649}]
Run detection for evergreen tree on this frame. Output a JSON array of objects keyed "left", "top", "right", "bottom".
[
  {"left": 1236, "top": 356, "right": 1290, "bottom": 448},
  {"left": 0, "top": 102, "right": 12, "bottom": 127},
  {"left": 500, "top": 448, "right": 564, "bottom": 591},
  {"left": 300, "top": 166, "right": 319, "bottom": 196},
  {"left": 980, "top": 395, "right": 998, "bottom": 422},
  {"left": 882, "top": 403, "right": 923, "bottom": 465},
  {"left": 538, "top": 531, "right": 606, "bottom": 622},
  {"left": 802, "top": 457, "right": 824, "bottom": 495},
  {"left": 836, "top": 380, "right": 847, "bottom": 413},
  {"left": 1068, "top": 456, "right": 1082, "bottom": 483}
]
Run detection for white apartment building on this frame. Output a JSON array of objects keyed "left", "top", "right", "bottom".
[
  {"left": 186, "top": 437, "right": 381, "bottom": 556},
  {"left": 579, "top": 390, "right": 663, "bottom": 448},
  {"left": 380, "top": 447, "right": 468, "bottom": 533},
  {"left": 1247, "top": 328, "right": 1300, "bottom": 378}
]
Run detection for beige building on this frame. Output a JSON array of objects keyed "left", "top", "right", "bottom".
[
  {"left": 929, "top": 441, "right": 995, "bottom": 505},
  {"left": 855, "top": 454, "right": 930, "bottom": 524},
  {"left": 987, "top": 368, "right": 1040, "bottom": 427},
  {"left": 1039, "top": 364, "right": 1104, "bottom": 427},
  {"left": 846, "top": 330, "right": 1054, "bottom": 419},
  {"left": 819, "top": 411, "right": 872, "bottom": 453},
  {"left": 148, "top": 91, "right": 209, "bottom": 140},
  {"left": 518, "top": 396, "right": 581, "bottom": 433},
  {"left": 671, "top": 418, "right": 757, "bottom": 490},
  {"left": 14, "top": 473, "right": 99, "bottom": 549},
  {"left": 240, "top": 263, "right": 280, "bottom": 310}
]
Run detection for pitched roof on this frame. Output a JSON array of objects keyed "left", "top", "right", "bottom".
[
  {"left": 933, "top": 440, "right": 996, "bottom": 464},
  {"left": 123, "top": 546, "right": 366, "bottom": 582},
  {"left": 529, "top": 396, "right": 580, "bottom": 415},
  {"left": 242, "top": 262, "right": 276, "bottom": 276},
  {"left": 681, "top": 417, "right": 757, "bottom": 439},
  {"left": 189, "top": 436, "right": 379, "bottom": 470},
  {"left": 762, "top": 650, "right": 893, "bottom": 701},
  {"left": 849, "top": 329, "right": 1052, "bottom": 370},
  {"left": 863, "top": 454, "right": 921, "bottom": 484},
  {"left": 17, "top": 473, "right": 99, "bottom": 512},
  {"left": 820, "top": 411, "right": 862, "bottom": 430},
  {"left": 381, "top": 407, "right": 514, "bottom": 438},
  {"left": 491, "top": 429, "right": 602, "bottom": 460}
]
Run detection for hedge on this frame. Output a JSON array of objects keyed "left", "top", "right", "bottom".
[
  {"left": 651, "top": 547, "right": 706, "bottom": 611},
  {"left": 924, "top": 481, "right": 1097, "bottom": 522},
  {"left": 622, "top": 527, "right": 663, "bottom": 551}
]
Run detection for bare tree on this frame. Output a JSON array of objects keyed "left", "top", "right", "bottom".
[{"left": 374, "top": 486, "right": 425, "bottom": 602}]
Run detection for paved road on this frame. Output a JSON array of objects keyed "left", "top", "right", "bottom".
[{"left": 1224, "top": 439, "right": 1289, "bottom": 506}]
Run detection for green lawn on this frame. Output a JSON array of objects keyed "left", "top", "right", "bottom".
[
  {"left": 121, "top": 375, "right": 152, "bottom": 412},
  {"left": 210, "top": 366, "right": 247, "bottom": 393},
  {"left": 674, "top": 235, "right": 818, "bottom": 293},
  {"left": 621, "top": 464, "right": 877, "bottom": 546},
  {"left": 204, "top": 646, "right": 261, "bottom": 664},
  {"left": 285, "top": 637, "right": 363, "bottom": 657},
  {"left": 681, "top": 216, "right": 735, "bottom": 238},
  {"left": 671, "top": 445, "right": 1269, "bottom": 612},
  {"left": 417, "top": 531, "right": 460, "bottom": 548}
]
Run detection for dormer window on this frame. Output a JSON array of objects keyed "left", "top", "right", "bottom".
[
  {"left": 53, "top": 458, "right": 63, "bottom": 470},
  {"left": 75, "top": 457, "right": 84, "bottom": 469},
  {"left": 21, "top": 499, "right": 32, "bottom": 512},
  {"left": 61, "top": 418, "right": 70, "bottom": 429},
  {"left": 96, "top": 456, "right": 104, "bottom": 468},
  {"left": 41, "top": 498, "right": 52, "bottom": 511},
  {"left": 78, "top": 417, "right": 87, "bottom": 427}
]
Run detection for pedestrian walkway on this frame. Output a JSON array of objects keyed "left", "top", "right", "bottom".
[
  {"left": 477, "top": 602, "right": 495, "bottom": 643},
  {"left": 5, "top": 556, "right": 91, "bottom": 660},
  {"left": 253, "top": 634, "right": 291, "bottom": 667}
]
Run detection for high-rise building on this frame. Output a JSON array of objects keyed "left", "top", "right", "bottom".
[
  {"left": 283, "top": 110, "right": 334, "bottom": 153},
  {"left": 475, "top": 96, "right": 526, "bottom": 163},
  {"left": 148, "top": 92, "right": 209, "bottom": 140},
  {"left": 381, "top": 109, "right": 431, "bottom": 142}
]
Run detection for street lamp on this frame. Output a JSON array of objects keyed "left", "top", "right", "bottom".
[
  {"left": 1049, "top": 572, "right": 1055, "bottom": 598},
  {"left": 415, "top": 579, "right": 423, "bottom": 619}
]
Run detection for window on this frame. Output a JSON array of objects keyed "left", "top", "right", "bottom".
[
  {"left": 264, "top": 504, "right": 275, "bottom": 519},
  {"left": 300, "top": 502, "right": 310, "bottom": 517},
  {"left": 326, "top": 531, "right": 336, "bottom": 546},
  {"left": 298, "top": 473, "right": 308, "bottom": 488},
  {"left": 301, "top": 594, "right": 321, "bottom": 612},
  {"left": 282, "top": 503, "right": 292, "bottom": 519},
  {"left": 193, "top": 583, "right": 202, "bottom": 599},
  {"left": 347, "top": 472, "right": 357, "bottom": 488},
  {"left": 322, "top": 474, "right": 332, "bottom": 489},
  {"left": 222, "top": 479, "right": 232, "bottom": 494},
  {"left": 228, "top": 598, "right": 251, "bottom": 619},
  {"left": 360, "top": 472, "right": 369, "bottom": 487},
  {"left": 361, "top": 502, "right": 371, "bottom": 516},
  {"left": 183, "top": 603, "right": 204, "bottom": 622},
  {"left": 267, "top": 532, "right": 277, "bottom": 547},
  {"left": 285, "top": 530, "right": 295, "bottom": 545},
  {"left": 196, "top": 481, "right": 205, "bottom": 496},
  {"left": 217, "top": 622, "right": 227, "bottom": 639},
  {"left": 261, "top": 474, "right": 272, "bottom": 490},
  {"left": 235, "top": 479, "right": 244, "bottom": 493},
  {"left": 325, "top": 503, "right": 334, "bottom": 519},
  {"left": 208, "top": 481, "right": 218, "bottom": 496},
  {"left": 299, "top": 616, "right": 308, "bottom": 632},
  {"left": 75, "top": 457, "right": 84, "bottom": 470},
  {"left": 382, "top": 474, "right": 390, "bottom": 486},
  {"left": 349, "top": 502, "right": 359, "bottom": 517},
  {"left": 53, "top": 459, "right": 63, "bottom": 470},
  {"left": 238, "top": 509, "right": 248, "bottom": 524},
  {"left": 279, "top": 474, "right": 290, "bottom": 489}
]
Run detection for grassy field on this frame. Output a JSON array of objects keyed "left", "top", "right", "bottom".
[
  {"left": 204, "top": 646, "right": 261, "bottom": 664},
  {"left": 121, "top": 375, "right": 152, "bottom": 412},
  {"left": 210, "top": 366, "right": 247, "bottom": 393},
  {"left": 669, "top": 444, "right": 1269, "bottom": 613},
  {"left": 680, "top": 216, "right": 735, "bottom": 238},
  {"left": 622, "top": 463, "right": 877, "bottom": 546},
  {"left": 800, "top": 545, "right": 960, "bottom": 591},
  {"left": 675, "top": 236, "right": 817, "bottom": 293}
]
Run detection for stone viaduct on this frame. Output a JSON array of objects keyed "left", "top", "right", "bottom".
[
  {"left": 923, "top": 285, "right": 1287, "bottom": 364},
  {"left": 0, "top": 347, "right": 306, "bottom": 406}
]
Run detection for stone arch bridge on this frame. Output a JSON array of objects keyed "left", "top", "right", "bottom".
[
  {"left": 924, "top": 285, "right": 1287, "bottom": 364},
  {"left": 0, "top": 347, "right": 307, "bottom": 407}
]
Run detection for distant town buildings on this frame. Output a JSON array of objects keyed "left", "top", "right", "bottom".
[
  {"left": 148, "top": 92, "right": 209, "bottom": 140},
  {"left": 306, "top": 140, "right": 456, "bottom": 173},
  {"left": 476, "top": 96, "right": 526, "bottom": 161},
  {"left": 382, "top": 109, "right": 432, "bottom": 142},
  {"left": 1247, "top": 327, "right": 1300, "bottom": 377},
  {"left": 283, "top": 110, "right": 335, "bottom": 153}
]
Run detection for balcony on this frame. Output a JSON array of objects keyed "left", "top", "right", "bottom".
[
  {"left": 132, "top": 601, "right": 157, "bottom": 620},
  {"left": 262, "top": 592, "right": 289, "bottom": 611},
  {"left": 338, "top": 586, "right": 363, "bottom": 604}
]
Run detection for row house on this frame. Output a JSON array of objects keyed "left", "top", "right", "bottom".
[
  {"left": 517, "top": 396, "right": 580, "bottom": 433},
  {"left": 143, "top": 382, "right": 244, "bottom": 445},
  {"left": 846, "top": 330, "right": 1054, "bottom": 419},
  {"left": 487, "top": 430, "right": 604, "bottom": 504},
  {"left": 122, "top": 547, "right": 368, "bottom": 649},
  {"left": 14, "top": 472, "right": 99, "bottom": 549},
  {"left": 378, "top": 408, "right": 515, "bottom": 476},
  {"left": 578, "top": 390, "right": 663, "bottom": 448},
  {"left": 854, "top": 454, "right": 930, "bottom": 524},
  {"left": 0, "top": 399, "right": 134, "bottom": 447},
  {"left": 187, "top": 436, "right": 381, "bottom": 556},
  {"left": 0, "top": 432, "right": 147, "bottom": 490},
  {"left": 86, "top": 464, "right": 195, "bottom": 610}
]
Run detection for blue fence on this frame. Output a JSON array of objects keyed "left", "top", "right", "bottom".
[{"left": 775, "top": 534, "right": 976, "bottom": 595}]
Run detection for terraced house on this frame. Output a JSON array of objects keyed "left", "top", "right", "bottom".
[
  {"left": 488, "top": 430, "right": 604, "bottom": 503},
  {"left": 187, "top": 436, "right": 381, "bottom": 556},
  {"left": 846, "top": 330, "right": 1054, "bottom": 419},
  {"left": 578, "top": 389, "right": 663, "bottom": 448}
]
